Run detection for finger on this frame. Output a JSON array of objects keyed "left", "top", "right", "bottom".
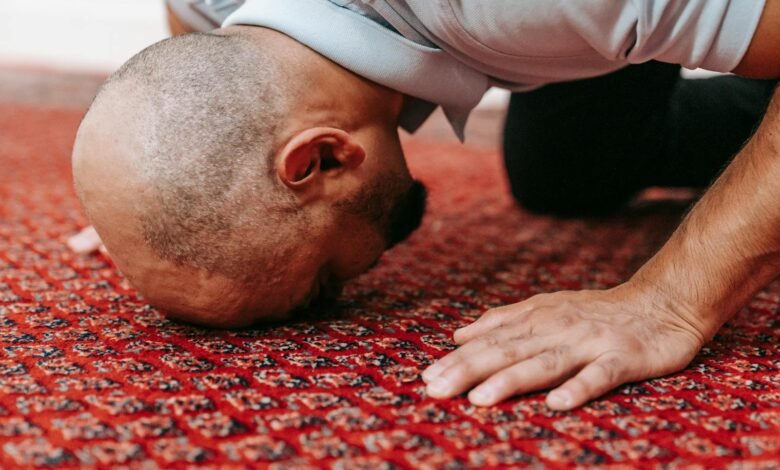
[
  {"left": 67, "top": 226, "right": 102, "bottom": 254},
  {"left": 424, "top": 324, "right": 540, "bottom": 383},
  {"left": 467, "top": 346, "right": 580, "bottom": 406},
  {"left": 545, "top": 354, "right": 627, "bottom": 411},
  {"left": 423, "top": 330, "right": 508, "bottom": 383},
  {"left": 453, "top": 302, "right": 535, "bottom": 344},
  {"left": 424, "top": 336, "right": 547, "bottom": 399}
]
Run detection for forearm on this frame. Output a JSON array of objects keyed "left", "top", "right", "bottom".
[
  {"left": 732, "top": 0, "right": 780, "bottom": 79},
  {"left": 630, "top": 87, "right": 780, "bottom": 340}
]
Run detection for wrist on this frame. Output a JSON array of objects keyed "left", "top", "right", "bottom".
[
  {"left": 618, "top": 266, "right": 720, "bottom": 345},
  {"left": 624, "top": 220, "right": 780, "bottom": 342}
]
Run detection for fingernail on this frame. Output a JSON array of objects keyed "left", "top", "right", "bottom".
[
  {"left": 547, "top": 390, "right": 573, "bottom": 409},
  {"left": 422, "top": 363, "right": 444, "bottom": 382},
  {"left": 470, "top": 388, "right": 493, "bottom": 405},
  {"left": 427, "top": 378, "right": 449, "bottom": 396}
]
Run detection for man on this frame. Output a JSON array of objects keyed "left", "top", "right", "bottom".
[{"left": 71, "top": 0, "right": 780, "bottom": 411}]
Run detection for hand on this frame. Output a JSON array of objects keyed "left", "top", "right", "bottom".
[
  {"left": 67, "top": 226, "right": 106, "bottom": 255},
  {"left": 421, "top": 285, "right": 708, "bottom": 410}
]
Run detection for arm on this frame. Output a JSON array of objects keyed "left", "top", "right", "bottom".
[
  {"left": 630, "top": 91, "right": 780, "bottom": 341},
  {"left": 422, "top": 1, "right": 780, "bottom": 409},
  {"left": 630, "top": 0, "right": 780, "bottom": 325},
  {"left": 733, "top": 0, "right": 780, "bottom": 79}
]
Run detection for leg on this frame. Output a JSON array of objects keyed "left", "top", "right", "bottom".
[
  {"left": 503, "top": 62, "right": 777, "bottom": 216},
  {"left": 662, "top": 75, "right": 777, "bottom": 186}
]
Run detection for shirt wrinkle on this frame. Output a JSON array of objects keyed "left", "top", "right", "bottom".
[{"left": 225, "top": 0, "right": 767, "bottom": 140}]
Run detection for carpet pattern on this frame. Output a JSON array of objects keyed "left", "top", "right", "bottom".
[{"left": 0, "top": 103, "right": 779, "bottom": 468}]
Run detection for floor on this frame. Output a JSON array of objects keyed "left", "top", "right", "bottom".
[{"left": 0, "top": 67, "right": 778, "bottom": 468}]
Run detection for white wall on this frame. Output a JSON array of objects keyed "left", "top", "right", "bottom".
[{"left": 0, "top": 0, "right": 169, "bottom": 73}]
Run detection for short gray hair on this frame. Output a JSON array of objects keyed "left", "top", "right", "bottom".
[{"left": 102, "top": 32, "right": 293, "bottom": 280}]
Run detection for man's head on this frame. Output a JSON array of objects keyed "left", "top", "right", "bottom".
[{"left": 72, "top": 26, "right": 426, "bottom": 327}]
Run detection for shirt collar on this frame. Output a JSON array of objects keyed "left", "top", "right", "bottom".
[{"left": 223, "top": 0, "right": 489, "bottom": 141}]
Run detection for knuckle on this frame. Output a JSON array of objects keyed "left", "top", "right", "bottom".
[
  {"left": 480, "top": 309, "right": 498, "bottom": 320},
  {"left": 433, "top": 356, "right": 453, "bottom": 370},
  {"left": 479, "top": 334, "right": 500, "bottom": 346},
  {"left": 566, "top": 377, "right": 589, "bottom": 397},
  {"left": 595, "top": 357, "right": 623, "bottom": 384},
  {"left": 507, "top": 333, "right": 529, "bottom": 343},
  {"left": 537, "top": 351, "right": 559, "bottom": 371},
  {"left": 451, "top": 360, "right": 476, "bottom": 379},
  {"left": 586, "top": 322, "right": 605, "bottom": 339},
  {"left": 442, "top": 365, "right": 466, "bottom": 383},
  {"left": 438, "top": 350, "right": 467, "bottom": 370},
  {"left": 490, "top": 373, "right": 517, "bottom": 395},
  {"left": 600, "top": 334, "right": 627, "bottom": 350},
  {"left": 482, "top": 307, "right": 507, "bottom": 322},
  {"left": 537, "top": 346, "right": 570, "bottom": 372},
  {"left": 501, "top": 342, "right": 519, "bottom": 361},
  {"left": 557, "top": 314, "right": 576, "bottom": 329},
  {"left": 615, "top": 335, "right": 644, "bottom": 353},
  {"left": 487, "top": 374, "right": 511, "bottom": 393}
]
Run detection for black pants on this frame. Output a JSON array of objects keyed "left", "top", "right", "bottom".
[{"left": 503, "top": 62, "right": 778, "bottom": 216}]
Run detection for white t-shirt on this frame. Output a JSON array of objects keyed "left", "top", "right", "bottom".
[{"left": 225, "top": 0, "right": 765, "bottom": 139}]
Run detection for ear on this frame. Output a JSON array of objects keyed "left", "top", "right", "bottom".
[{"left": 277, "top": 127, "right": 366, "bottom": 189}]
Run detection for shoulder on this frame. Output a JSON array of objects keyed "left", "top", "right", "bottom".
[{"left": 407, "top": 0, "right": 631, "bottom": 58}]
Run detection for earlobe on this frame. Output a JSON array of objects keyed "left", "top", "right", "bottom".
[{"left": 277, "top": 127, "right": 365, "bottom": 189}]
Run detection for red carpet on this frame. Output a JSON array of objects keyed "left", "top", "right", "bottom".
[{"left": 0, "top": 103, "right": 779, "bottom": 468}]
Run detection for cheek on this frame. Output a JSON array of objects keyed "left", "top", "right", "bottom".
[
  {"left": 333, "top": 238, "right": 385, "bottom": 280},
  {"left": 332, "top": 259, "right": 368, "bottom": 281},
  {"left": 257, "top": 264, "right": 320, "bottom": 315}
]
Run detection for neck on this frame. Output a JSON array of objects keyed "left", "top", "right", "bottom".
[
  {"left": 286, "top": 63, "right": 404, "bottom": 140},
  {"left": 323, "top": 64, "right": 405, "bottom": 131}
]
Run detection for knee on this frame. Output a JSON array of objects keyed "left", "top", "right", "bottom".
[
  {"left": 502, "top": 94, "right": 642, "bottom": 217},
  {"left": 502, "top": 146, "right": 634, "bottom": 218},
  {"left": 503, "top": 166, "right": 603, "bottom": 217},
  {"left": 501, "top": 96, "right": 601, "bottom": 217}
]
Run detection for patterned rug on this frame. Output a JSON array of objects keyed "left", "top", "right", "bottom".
[{"left": 0, "top": 103, "right": 778, "bottom": 468}]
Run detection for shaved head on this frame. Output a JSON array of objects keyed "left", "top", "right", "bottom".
[
  {"left": 106, "top": 31, "right": 293, "bottom": 279},
  {"left": 72, "top": 27, "right": 424, "bottom": 327}
]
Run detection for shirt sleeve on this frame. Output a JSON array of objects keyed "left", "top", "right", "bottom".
[
  {"left": 429, "top": 0, "right": 766, "bottom": 74},
  {"left": 559, "top": 0, "right": 767, "bottom": 72}
]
